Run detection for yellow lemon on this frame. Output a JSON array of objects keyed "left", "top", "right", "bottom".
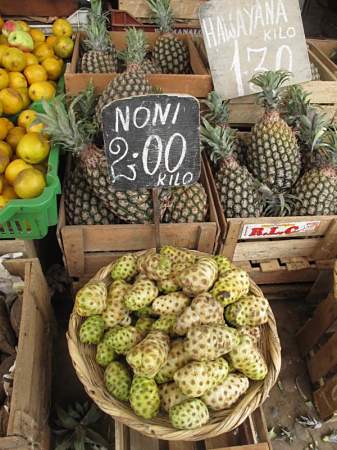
[
  {"left": 54, "top": 36, "right": 74, "bottom": 59},
  {"left": 16, "top": 132, "right": 50, "bottom": 164},
  {"left": 8, "top": 71, "right": 27, "bottom": 89},
  {"left": 14, "top": 167, "right": 46, "bottom": 199},
  {"left": 46, "top": 35, "right": 58, "bottom": 48},
  {"left": 0, "top": 17, "right": 4, "bottom": 31},
  {"left": 24, "top": 52, "right": 38, "bottom": 66},
  {"left": 16, "top": 87, "right": 30, "bottom": 109},
  {"left": 30, "top": 29, "right": 45, "bottom": 45},
  {"left": 52, "top": 18, "right": 73, "bottom": 38},
  {"left": 0, "top": 195, "right": 8, "bottom": 208},
  {"left": 0, "top": 141, "right": 12, "bottom": 158},
  {"left": 0, "top": 35, "right": 8, "bottom": 45},
  {"left": 2, "top": 184, "right": 17, "bottom": 200},
  {"left": 0, "top": 88, "right": 24, "bottom": 115},
  {"left": 41, "top": 57, "right": 63, "bottom": 81},
  {"left": 18, "top": 109, "right": 36, "bottom": 129},
  {"left": 2, "top": 47, "right": 25, "bottom": 72},
  {"left": 0, "top": 100, "right": 2, "bottom": 117},
  {"left": 0, "top": 45, "right": 9, "bottom": 64},
  {"left": 28, "top": 81, "right": 55, "bottom": 101},
  {"left": 34, "top": 43, "right": 54, "bottom": 63},
  {"left": 0, "top": 69, "right": 9, "bottom": 90},
  {"left": 0, "top": 152, "right": 9, "bottom": 173},
  {"left": 23, "top": 64, "right": 47, "bottom": 84},
  {"left": 16, "top": 20, "right": 30, "bottom": 33},
  {"left": 6, "top": 126, "right": 25, "bottom": 150},
  {"left": 0, "top": 175, "right": 3, "bottom": 193},
  {"left": 5, "top": 158, "right": 31, "bottom": 184},
  {"left": 0, "top": 118, "right": 14, "bottom": 141}
]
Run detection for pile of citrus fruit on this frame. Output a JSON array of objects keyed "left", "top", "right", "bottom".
[{"left": 0, "top": 16, "right": 74, "bottom": 208}]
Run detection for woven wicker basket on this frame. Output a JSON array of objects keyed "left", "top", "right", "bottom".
[{"left": 67, "top": 250, "right": 281, "bottom": 441}]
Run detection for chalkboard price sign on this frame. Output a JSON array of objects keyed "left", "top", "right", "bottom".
[
  {"left": 200, "top": 0, "right": 312, "bottom": 99},
  {"left": 102, "top": 95, "right": 201, "bottom": 191}
]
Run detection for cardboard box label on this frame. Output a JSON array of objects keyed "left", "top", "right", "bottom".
[{"left": 241, "top": 221, "right": 321, "bottom": 239}]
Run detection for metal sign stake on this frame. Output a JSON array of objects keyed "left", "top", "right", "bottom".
[{"left": 152, "top": 188, "right": 161, "bottom": 252}]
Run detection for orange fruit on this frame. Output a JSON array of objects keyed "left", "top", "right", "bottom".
[
  {"left": 0, "top": 141, "right": 12, "bottom": 158},
  {"left": 14, "top": 167, "right": 46, "bottom": 198},
  {"left": 8, "top": 71, "right": 27, "bottom": 89},
  {"left": 34, "top": 43, "right": 54, "bottom": 63},
  {"left": 24, "top": 64, "right": 48, "bottom": 84},
  {"left": 30, "top": 29, "right": 45, "bottom": 45},
  {"left": 52, "top": 19, "right": 73, "bottom": 38},
  {"left": 6, "top": 126, "right": 25, "bottom": 150},
  {"left": 24, "top": 53, "right": 38, "bottom": 66},
  {"left": 46, "top": 35, "right": 58, "bottom": 48},
  {"left": 2, "top": 184, "right": 17, "bottom": 200},
  {"left": 5, "top": 158, "right": 32, "bottom": 184},
  {"left": 0, "top": 88, "right": 24, "bottom": 115}
]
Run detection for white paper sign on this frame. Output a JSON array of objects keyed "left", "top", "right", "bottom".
[
  {"left": 241, "top": 221, "right": 321, "bottom": 239},
  {"left": 199, "top": 0, "right": 312, "bottom": 99}
]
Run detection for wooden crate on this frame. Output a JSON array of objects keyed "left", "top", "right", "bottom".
[
  {"left": 308, "top": 39, "right": 337, "bottom": 79},
  {"left": 115, "top": 407, "right": 271, "bottom": 450},
  {"left": 65, "top": 31, "right": 212, "bottom": 98},
  {"left": 58, "top": 161, "right": 219, "bottom": 278},
  {"left": 0, "top": 240, "right": 37, "bottom": 258},
  {"left": 297, "top": 260, "right": 337, "bottom": 420},
  {"left": 0, "top": 258, "right": 53, "bottom": 449},
  {"left": 203, "top": 155, "right": 337, "bottom": 285},
  {"left": 118, "top": 0, "right": 206, "bottom": 21}
]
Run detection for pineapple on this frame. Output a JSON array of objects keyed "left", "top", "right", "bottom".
[
  {"left": 163, "top": 183, "right": 208, "bottom": 223},
  {"left": 64, "top": 164, "right": 118, "bottom": 225},
  {"left": 146, "top": 0, "right": 190, "bottom": 74},
  {"left": 202, "top": 91, "right": 247, "bottom": 165},
  {"left": 290, "top": 129, "right": 337, "bottom": 216},
  {"left": 201, "top": 119, "right": 264, "bottom": 218},
  {"left": 311, "top": 62, "right": 321, "bottom": 81},
  {"left": 95, "top": 27, "right": 154, "bottom": 127},
  {"left": 38, "top": 86, "right": 171, "bottom": 224},
  {"left": 281, "top": 84, "right": 312, "bottom": 129},
  {"left": 247, "top": 71, "right": 301, "bottom": 192},
  {"left": 81, "top": 0, "right": 118, "bottom": 73}
]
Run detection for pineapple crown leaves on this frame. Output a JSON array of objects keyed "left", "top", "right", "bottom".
[
  {"left": 200, "top": 118, "right": 237, "bottom": 164},
  {"left": 83, "top": 0, "right": 112, "bottom": 53},
  {"left": 53, "top": 402, "right": 109, "bottom": 450},
  {"left": 281, "top": 84, "right": 312, "bottom": 128},
  {"left": 259, "top": 184, "right": 297, "bottom": 217},
  {"left": 119, "top": 27, "right": 148, "bottom": 66},
  {"left": 250, "top": 70, "right": 292, "bottom": 111},
  {"left": 146, "top": 0, "right": 174, "bottom": 33},
  {"left": 37, "top": 82, "right": 98, "bottom": 154},
  {"left": 202, "top": 91, "right": 230, "bottom": 126},
  {"left": 299, "top": 110, "right": 330, "bottom": 152}
]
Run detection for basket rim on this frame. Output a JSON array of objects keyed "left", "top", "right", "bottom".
[{"left": 67, "top": 249, "right": 281, "bottom": 441}]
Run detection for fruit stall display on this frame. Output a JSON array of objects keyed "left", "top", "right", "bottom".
[
  {"left": 0, "top": 258, "right": 52, "bottom": 448},
  {"left": 201, "top": 71, "right": 337, "bottom": 287},
  {"left": 64, "top": 0, "right": 211, "bottom": 97},
  {"left": 308, "top": 38, "right": 337, "bottom": 77},
  {"left": 0, "top": 17, "right": 74, "bottom": 238},
  {"left": 67, "top": 247, "right": 280, "bottom": 440}
]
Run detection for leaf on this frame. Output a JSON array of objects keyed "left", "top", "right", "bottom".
[
  {"left": 56, "top": 405, "right": 79, "bottom": 429},
  {"left": 74, "top": 426, "right": 86, "bottom": 450},
  {"left": 81, "top": 403, "right": 102, "bottom": 426},
  {"left": 54, "top": 432, "right": 76, "bottom": 450}
]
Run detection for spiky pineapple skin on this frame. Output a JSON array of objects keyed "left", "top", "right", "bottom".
[
  {"left": 153, "top": 35, "right": 190, "bottom": 74},
  {"left": 95, "top": 69, "right": 152, "bottom": 126},
  {"left": 291, "top": 167, "right": 337, "bottom": 215},
  {"left": 79, "top": 145, "right": 171, "bottom": 224},
  {"left": 247, "top": 111, "right": 301, "bottom": 192},
  {"left": 215, "top": 159, "right": 264, "bottom": 218},
  {"left": 163, "top": 183, "right": 208, "bottom": 223},
  {"left": 64, "top": 164, "right": 117, "bottom": 225},
  {"left": 81, "top": 49, "right": 118, "bottom": 73}
]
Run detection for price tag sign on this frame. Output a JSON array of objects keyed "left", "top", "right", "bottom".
[
  {"left": 102, "top": 94, "right": 201, "bottom": 190},
  {"left": 199, "top": 0, "right": 312, "bottom": 99}
]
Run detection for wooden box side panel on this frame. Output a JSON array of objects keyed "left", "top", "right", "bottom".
[
  {"left": 308, "top": 39, "right": 337, "bottom": 75},
  {"left": 6, "top": 259, "right": 52, "bottom": 449},
  {"left": 314, "top": 373, "right": 337, "bottom": 420},
  {"left": 118, "top": 0, "right": 205, "bottom": 20}
]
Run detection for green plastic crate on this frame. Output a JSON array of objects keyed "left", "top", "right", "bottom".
[{"left": 0, "top": 145, "right": 61, "bottom": 239}]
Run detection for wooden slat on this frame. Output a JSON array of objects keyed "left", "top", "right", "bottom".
[
  {"left": 308, "top": 48, "right": 337, "bottom": 81},
  {"left": 305, "top": 269, "right": 333, "bottom": 303},
  {"left": 307, "top": 331, "right": 337, "bottom": 383},
  {"left": 169, "top": 441, "right": 197, "bottom": 450},
  {"left": 312, "top": 219, "right": 337, "bottom": 260},
  {"left": 314, "top": 373, "right": 337, "bottom": 420},
  {"left": 115, "top": 421, "right": 130, "bottom": 450},
  {"left": 210, "top": 445, "right": 270, "bottom": 450},
  {"left": 0, "top": 240, "right": 37, "bottom": 258},
  {"left": 259, "top": 260, "right": 282, "bottom": 272},
  {"left": 297, "top": 292, "right": 337, "bottom": 356},
  {"left": 233, "top": 239, "right": 322, "bottom": 261},
  {"left": 205, "top": 432, "right": 238, "bottom": 449},
  {"left": 130, "top": 429, "right": 160, "bottom": 450},
  {"left": 308, "top": 39, "right": 337, "bottom": 75},
  {"left": 0, "top": 436, "right": 28, "bottom": 449},
  {"left": 249, "top": 268, "right": 318, "bottom": 285},
  {"left": 221, "top": 221, "right": 242, "bottom": 260},
  {"left": 285, "top": 257, "right": 311, "bottom": 271}
]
